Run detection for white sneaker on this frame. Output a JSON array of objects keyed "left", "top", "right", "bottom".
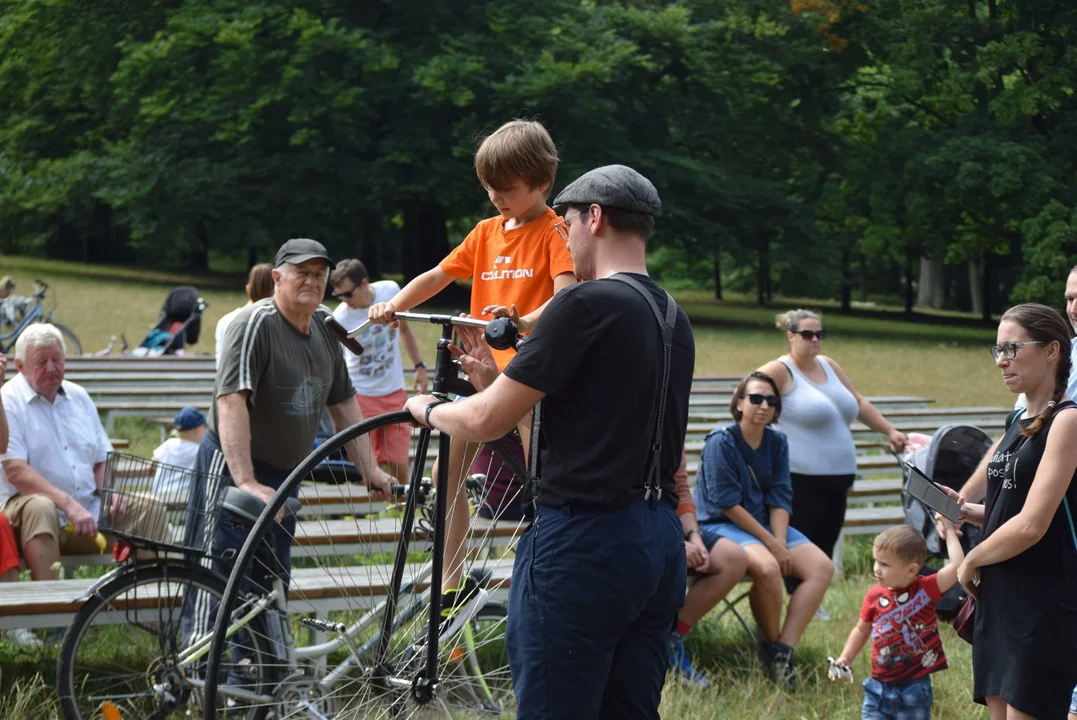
[
  {"left": 8, "top": 627, "right": 42, "bottom": 649},
  {"left": 814, "top": 605, "right": 832, "bottom": 621}
]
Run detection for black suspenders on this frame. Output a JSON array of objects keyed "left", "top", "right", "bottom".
[
  {"left": 609, "top": 274, "right": 677, "bottom": 501},
  {"left": 525, "top": 275, "right": 678, "bottom": 510}
]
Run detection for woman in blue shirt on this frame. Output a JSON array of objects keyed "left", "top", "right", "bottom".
[{"left": 696, "top": 371, "right": 835, "bottom": 689}]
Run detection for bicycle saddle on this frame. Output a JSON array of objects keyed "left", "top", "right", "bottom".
[{"left": 222, "top": 486, "right": 302, "bottom": 523}]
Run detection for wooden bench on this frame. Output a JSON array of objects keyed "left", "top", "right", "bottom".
[{"left": 0, "top": 559, "right": 517, "bottom": 631}]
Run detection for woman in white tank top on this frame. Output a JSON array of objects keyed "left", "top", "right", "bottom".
[{"left": 757, "top": 310, "right": 909, "bottom": 572}]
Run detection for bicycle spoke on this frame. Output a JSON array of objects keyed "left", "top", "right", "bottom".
[{"left": 205, "top": 410, "right": 522, "bottom": 719}]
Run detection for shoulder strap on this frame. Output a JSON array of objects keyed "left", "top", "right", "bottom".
[
  {"left": 1064, "top": 498, "right": 1077, "bottom": 556},
  {"left": 777, "top": 358, "right": 795, "bottom": 384},
  {"left": 1005, "top": 408, "right": 1022, "bottom": 431},
  {"left": 609, "top": 273, "right": 677, "bottom": 500},
  {"left": 729, "top": 431, "right": 764, "bottom": 493}
]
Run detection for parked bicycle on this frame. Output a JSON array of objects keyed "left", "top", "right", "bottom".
[
  {"left": 0, "top": 278, "right": 82, "bottom": 354},
  {"left": 56, "top": 313, "right": 529, "bottom": 719}
]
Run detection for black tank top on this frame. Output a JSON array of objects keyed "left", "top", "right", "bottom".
[{"left": 982, "top": 401, "right": 1077, "bottom": 612}]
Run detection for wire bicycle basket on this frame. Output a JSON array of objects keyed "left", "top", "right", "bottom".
[{"left": 97, "top": 452, "right": 227, "bottom": 554}]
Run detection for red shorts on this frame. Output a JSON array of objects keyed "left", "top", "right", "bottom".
[
  {"left": 355, "top": 389, "right": 410, "bottom": 466},
  {"left": 0, "top": 512, "right": 19, "bottom": 575}
]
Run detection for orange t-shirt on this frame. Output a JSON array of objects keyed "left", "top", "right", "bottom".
[{"left": 439, "top": 207, "right": 575, "bottom": 368}]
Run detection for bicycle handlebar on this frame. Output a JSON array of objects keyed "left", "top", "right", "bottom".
[
  {"left": 323, "top": 312, "right": 520, "bottom": 356},
  {"left": 348, "top": 312, "right": 494, "bottom": 339}
]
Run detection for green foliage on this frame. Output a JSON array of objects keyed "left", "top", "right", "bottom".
[{"left": 0, "top": 0, "right": 1075, "bottom": 309}]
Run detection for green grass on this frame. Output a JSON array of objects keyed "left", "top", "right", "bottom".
[
  {"left": 0, "top": 254, "right": 1009, "bottom": 717},
  {"left": 0, "top": 566, "right": 986, "bottom": 719},
  {"left": 0, "top": 254, "right": 1010, "bottom": 411}
]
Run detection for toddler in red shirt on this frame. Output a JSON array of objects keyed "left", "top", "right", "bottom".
[{"left": 832, "top": 523, "right": 964, "bottom": 720}]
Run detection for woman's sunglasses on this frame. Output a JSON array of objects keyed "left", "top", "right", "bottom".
[
  {"left": 741, "top": 393, "right": 780, "bottom": 407},
  {"left": 794, "top": 329, "right": 827, "bottom": 341}
]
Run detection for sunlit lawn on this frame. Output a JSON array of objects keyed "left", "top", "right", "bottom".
[{"left": 0, "top": 256, "right": 1006, "bottom": 718}]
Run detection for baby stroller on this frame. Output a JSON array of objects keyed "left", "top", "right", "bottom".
[
  {"left": 131, "top": 286, "right": 207, "bottom": 357},
  {"left": 899, "top": 423, "right": 993, "bottom": 618}
]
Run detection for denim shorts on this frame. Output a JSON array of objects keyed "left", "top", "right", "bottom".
[
  {"left": 699, "top": 521, "right": 811, "bottom": 550},
  {"left": 862, "top": 675, "right": 933, "bottom": 720},
  {"left": 1069, "top": 684, "right": 1077, "bottom": 715}
]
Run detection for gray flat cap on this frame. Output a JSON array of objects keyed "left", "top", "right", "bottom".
[{"left": 553, "top": 164, "right": 661, "bottom": 216}]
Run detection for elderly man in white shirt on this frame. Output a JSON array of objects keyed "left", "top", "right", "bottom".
[{"left": 0, "top": 324, "right": 119, "bottom": 580}]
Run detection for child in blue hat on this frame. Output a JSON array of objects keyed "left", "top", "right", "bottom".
[{"left": 151, "top": 406, "right": 207, "bottom": 497}]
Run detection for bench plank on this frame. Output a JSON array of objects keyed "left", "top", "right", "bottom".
[{"left": 0, "top": 560, "right": 517, "bottom": 629}]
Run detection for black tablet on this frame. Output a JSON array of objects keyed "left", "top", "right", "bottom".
[{"left": 904, "top": 462, "right": 962, "bottom": 522}]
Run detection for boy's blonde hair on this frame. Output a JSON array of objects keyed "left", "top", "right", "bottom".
[
  {"left": 873, "top": 525, "right": 927, "bottom": 567},
  {"left": 475, "top": 120, "right": 558, "bottom": 197}
]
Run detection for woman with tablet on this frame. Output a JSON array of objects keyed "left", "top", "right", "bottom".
[{"left": 939, "top": 303, "right": 1077, "bottom": 719}]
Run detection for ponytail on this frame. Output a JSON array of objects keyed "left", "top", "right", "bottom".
[{"left": 775, "top": 308, "right": 821, "bottom": 333}]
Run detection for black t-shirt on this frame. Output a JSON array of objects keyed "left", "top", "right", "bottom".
[
  {"left": 503, "top": 274, "right": 695, "bottom": 509},
  {"left": 974, "top": 401, "right": 1077, "bottom": 713}
]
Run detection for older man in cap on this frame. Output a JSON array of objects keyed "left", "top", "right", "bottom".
[
  {"left": 405, "top": 166, "right": 695, "bottom": 718},
  {"left": 184, "top": 239, "right": 394, "bottom": 633}
]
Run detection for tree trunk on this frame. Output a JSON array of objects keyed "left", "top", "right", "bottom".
[
  {"left": 756, "top": 237, "right": 770, "bottom": 306},
  {"left": 981, "top": 252, "right": 993, "bottom": 323},
  {"left": 859, "top": 254, "right": 867, "bottom": 301},
  {"left": 189, "top": 221, "right": 210, "bottom": 271},
  {"left": 247, "top": 246, "right": 258, "bottom": 270},
  {"left": 712, "top": 251, "right": 722, "bottom": 301},
  {"left": 968, "top": 256, "right": 984, "bottom": 317},
  {"left": 904, "top": 252, "right": 915, "bottom": 314},
  {"left": 402, "top": 200, "right": 450, "bottom": 282},
  {"left": 840, "top": 248, "right": 851, "bottom": 314},
  {"left": 917, "top": 256, "right": 946, "bottom": 308},
  {"left": 360, "top": 212, "right": 382, "bottom": 279}
]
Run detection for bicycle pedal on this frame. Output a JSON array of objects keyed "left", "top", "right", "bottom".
[
  {"left": 438, "top": 588, "right": 491, "bottom": 642},
  {"left": 466, "top": 567, "right": 493, "bottom": 591},
  {"left": 301, "top": 617, "right": 346, "bottom": 634}
]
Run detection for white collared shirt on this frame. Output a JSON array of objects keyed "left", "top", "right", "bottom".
[{"left": 0, "top": 373, "right": 112, "bottom": 521}]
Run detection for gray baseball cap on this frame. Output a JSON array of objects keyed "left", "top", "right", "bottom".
[
  {"left": 275, "top": 238, "right": 336, "bottom": 269},
  {"left": 552, "top": 164, "right": 661, "bottom": 216}
]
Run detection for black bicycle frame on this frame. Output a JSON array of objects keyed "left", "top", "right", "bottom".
[{"left": 373, "top": 321, "right": 457, "bottom": 699}]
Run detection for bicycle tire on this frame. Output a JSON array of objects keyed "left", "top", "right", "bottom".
[
  {"left": 57, "top": 562, "right": 279, "bottom": 720},
  {"left": 41, "top": 319, "right": 82, "bottom": 355},
  {"left": 203, "top": 392, "right": 526, "bottom": 718}
]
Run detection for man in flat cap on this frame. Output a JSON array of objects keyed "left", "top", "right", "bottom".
[
  {"left": 406, "top": 165, "right": 695, "bottom": 718},
  {"left": 184, "top": 238, "right": 393, "bottom": 640}
]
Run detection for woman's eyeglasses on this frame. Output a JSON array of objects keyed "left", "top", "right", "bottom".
[
  {"left": 741, "top": 393, "right": 780, "bottom": 407},
  {"left": 990, "top": 341, "right": 1044, "bottom": 361},
  {"left": 795, "top": 330, "right": 826, "bottom": 341}
]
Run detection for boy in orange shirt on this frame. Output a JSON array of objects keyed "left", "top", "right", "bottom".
[{"left": 368, "top": 119, "right": 575, "bottom": 611}]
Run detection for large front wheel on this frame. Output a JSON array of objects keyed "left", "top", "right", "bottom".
[{"left": 203, "top": 404, "right": 526, "bottom": 718}]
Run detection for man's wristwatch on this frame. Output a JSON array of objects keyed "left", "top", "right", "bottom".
[
  {"left": 424, "top": 398, "right": 450, "bottom": 427},
  {"left": 414, "top": 361, "right": 426, "bottom": 370},
  {"left": 684, "top": 528, "right": 701, "bottom": 543}
]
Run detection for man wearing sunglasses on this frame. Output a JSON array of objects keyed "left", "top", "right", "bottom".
[{"left": 330, "top": 259, "right": 428, "bottom": 485}]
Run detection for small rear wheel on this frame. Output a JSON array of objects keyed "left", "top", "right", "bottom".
[{"left": 57, "top": 562, "right": 279, "bottom": 720}]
